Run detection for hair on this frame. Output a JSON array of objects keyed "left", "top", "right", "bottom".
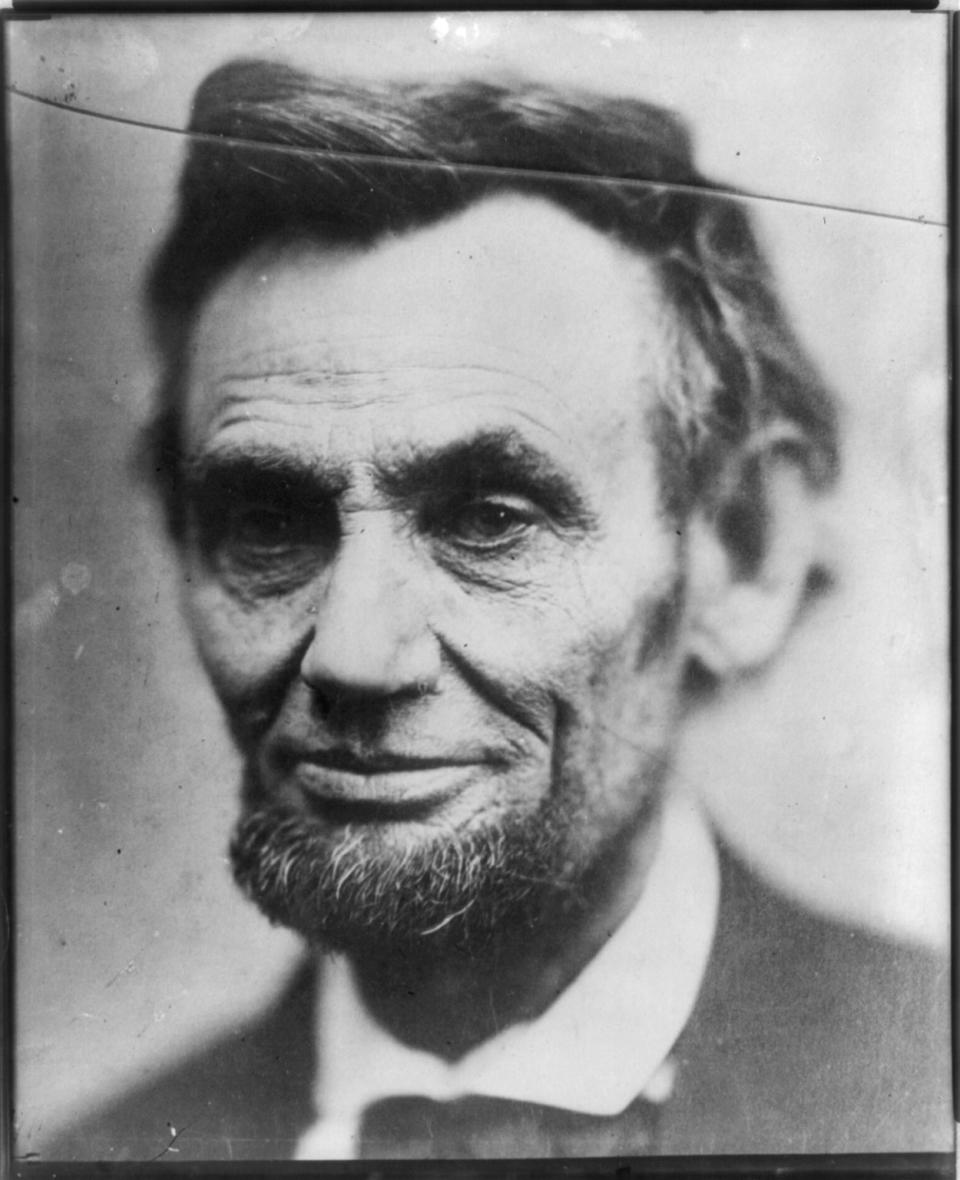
[{"left": 145, "top": 59, "right": 839, "bottom": 540}]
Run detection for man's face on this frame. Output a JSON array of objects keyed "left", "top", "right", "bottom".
[{"left": 180, "top": 194, "right": 690, "bottom": 955}]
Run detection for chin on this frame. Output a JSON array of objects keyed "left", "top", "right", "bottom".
[{"left": 228, "top": 786, "right": 586, "bottom": 960}]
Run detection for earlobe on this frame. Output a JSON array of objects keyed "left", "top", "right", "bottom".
[{"left": 684, "top": 458, "right": 820, "bottom": 679}]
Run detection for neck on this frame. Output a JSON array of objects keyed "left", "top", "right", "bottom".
[{"left": 349, "top": 796, "right": 665, "bottom": 1061}]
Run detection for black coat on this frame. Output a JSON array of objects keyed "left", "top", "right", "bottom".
[{"left": 42, "top": 845, "right": 952, "bottom": 1161}]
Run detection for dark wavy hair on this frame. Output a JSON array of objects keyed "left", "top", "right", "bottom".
[{"left": 145, "top": 59, "right": 839, "bottom": 543}]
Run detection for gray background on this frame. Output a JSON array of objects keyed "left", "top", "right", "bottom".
[{"left": 9, "top": 12, "right": 949, "bottom": 1152}]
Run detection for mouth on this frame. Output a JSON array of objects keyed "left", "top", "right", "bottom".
[{"left": 268, "top": 747, "right": 489, "bottom": 820}]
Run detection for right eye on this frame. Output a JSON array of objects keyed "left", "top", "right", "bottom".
[
  {"left": 227, "top": 503, "right": 306, "bottom": 553},
  {"left": 206, "top": 498, "right": 337, "bottom": 594}
]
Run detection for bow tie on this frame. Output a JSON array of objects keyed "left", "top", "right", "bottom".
[{"left": 357, "top": 1091, "right": 662, "bottom": 1158}]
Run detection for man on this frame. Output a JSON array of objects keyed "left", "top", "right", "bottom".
[{"left": 49, "top": 61, "right": 950, "bottom": 1161}]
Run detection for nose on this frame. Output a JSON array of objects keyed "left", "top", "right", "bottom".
[{"left": 299, "top": 518, "right": 441, "bottom": 700}]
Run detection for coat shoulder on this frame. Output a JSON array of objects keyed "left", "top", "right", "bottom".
[{"left": 665, "top": 847, "right": 953, "bottom": 1154}]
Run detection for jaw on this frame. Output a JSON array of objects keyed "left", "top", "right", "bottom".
[{"left": 350, "top": 782, "right": 668, "bottom": 1061}]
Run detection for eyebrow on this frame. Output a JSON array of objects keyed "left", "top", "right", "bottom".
[
  {"left": 182, "top": 429, "right": 595, "bottom": 525},
  {"left": 182, "top": 444, "right": 349, "bottom": 503},
  {"left": 377, "top": 429, "right": 595, "bottom": 524}
]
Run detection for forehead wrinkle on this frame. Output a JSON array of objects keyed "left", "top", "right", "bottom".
[
  {"left": 204, "top": 360, "right": 556, "bottom": 397},
  {"left": 192, "top": 391, "right": 570, "bottom": 453},
  {"left": 190, "top": 368, "right": 570, "bottom": 450},
  {"left": 194, "top": 319, "right": 568, "bottom": 387},
  {"left": 190, "top": 379, "right": 631, "bottom": 506}
]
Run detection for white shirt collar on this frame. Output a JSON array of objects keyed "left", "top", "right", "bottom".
[{"left": 295, "top": 790, "right": 718, "bottom": 1160}]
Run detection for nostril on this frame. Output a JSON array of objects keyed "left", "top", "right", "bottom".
[{"left": 302, "top": 681, "right": 337, "bottom": 716}]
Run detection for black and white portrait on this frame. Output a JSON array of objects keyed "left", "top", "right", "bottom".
[{"left": 10, "top": 12, "right": 951, "bottom": 1166}]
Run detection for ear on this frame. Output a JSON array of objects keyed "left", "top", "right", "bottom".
[{"left": 684, "top": 430, "right": 821, "bottom": 679}]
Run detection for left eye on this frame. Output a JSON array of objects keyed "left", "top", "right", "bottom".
[{"left": 442, "top": 498, "right": 538, "bottom": 549}]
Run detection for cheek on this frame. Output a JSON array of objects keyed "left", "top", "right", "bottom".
[
  {"left": 547, "top": 602, "right": 684, "bottom": 851},
  {"left": 182, "top": 562, "right": 310, "bottom": 707},
  {"left": 436, "top": 549, "right": 682, "bottom": 733}
]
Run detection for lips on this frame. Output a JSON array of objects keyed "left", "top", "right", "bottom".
[
  {"left": 266, "top": 744, "right": 489, "bottom": 817},
  {"left": 299, "top": 748, "right": 475, "bottom": 775}
]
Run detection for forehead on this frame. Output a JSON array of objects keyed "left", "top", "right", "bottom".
[{"left": 184, "top": 194, "right": 676, "bottom": 477}]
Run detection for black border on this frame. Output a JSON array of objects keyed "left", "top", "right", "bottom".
[
  {"left": 0, "top": 1, "right": 947, "bottom": 13},
  {"left": 7, "top": 1154, "right": 959, "bottom": 1179},
  {"left": 946, "top": 5, "right": 959, "bottom": 1153},
  {"left": 3, "top": 10, "right": 17, "bottom": 1180}
]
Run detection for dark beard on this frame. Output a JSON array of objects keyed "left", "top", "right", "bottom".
[{"left": 229, "top": 781, "right": 588, "bottom": 962}]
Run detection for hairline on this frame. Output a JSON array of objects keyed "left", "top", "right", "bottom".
[{"left": 142, "top": 67, "right": 839, "bottom": 543}]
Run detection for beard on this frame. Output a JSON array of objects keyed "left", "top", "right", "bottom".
[{"left": 229, "top": 767, "right": 593, "bottom": 962}]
